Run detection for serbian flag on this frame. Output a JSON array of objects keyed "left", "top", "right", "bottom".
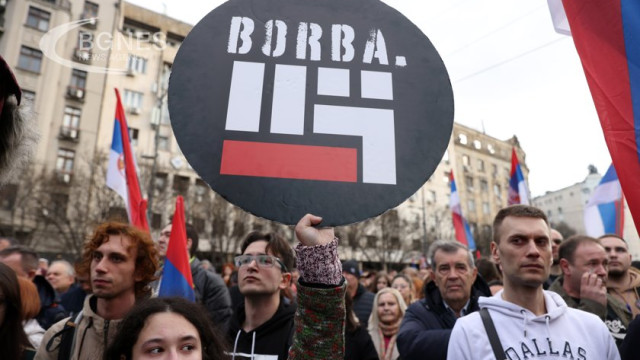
[
  {"left": 561, "top": 0, "right": 640, "bottom": 230},
  {"left": 106, "top": 88, "right": 149, "bottom": 230},
  {"left": 584, "top": 164, "right": 624, "bottom": 237},
  {"left": 450, "top": 171, "right": 476, "bottom": 251},
  {"left": 508, "top": 148, "right": 530, "bottom": 206},
  {"left": 159, "top": 196, "right": 195, "bottom": 301}
]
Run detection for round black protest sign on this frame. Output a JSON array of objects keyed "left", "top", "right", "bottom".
[{"left": 169, "top": 0, "right": 453, "bottom": 226}]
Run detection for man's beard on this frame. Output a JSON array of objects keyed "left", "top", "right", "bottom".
[{"left": 608, "top": 268, "right": 626, "bottom": 279}]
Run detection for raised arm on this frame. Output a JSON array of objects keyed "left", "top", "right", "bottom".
[{"left": 288, "top": 213, "right": 345, "bottom": 360}]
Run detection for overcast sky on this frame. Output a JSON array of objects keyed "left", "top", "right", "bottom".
[{"left": 127, "top": 0, "right": 611, "bottom": 197}]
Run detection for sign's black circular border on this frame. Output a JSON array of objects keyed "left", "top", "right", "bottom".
[{"left": 169, "top": 0, "right": 453, "bottom": 226}]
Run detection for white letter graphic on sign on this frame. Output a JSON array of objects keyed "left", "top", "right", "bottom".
[
  {"left": 331, "top": 24, "right": 355, "bottom": 62},
  {"left": 262, "top": 20, "right": 287, "bottom": 57},
  {"left": 296, "top": 23, "right": 322, "bottom": 61},
  {"left": 363, "top": 29, "right": 389, "bottom": 65},
  {"left": 271, "top": 64, "right": 306, "bottom": 135},
  {"left": 225, "top": 61, "right": 265, "bottom": 132},
  {"left": 228, "top": 17, "right": 254, "bottom": 54},
  {"left": 314, "top": 105, "right": 396, "bottom": 184}
]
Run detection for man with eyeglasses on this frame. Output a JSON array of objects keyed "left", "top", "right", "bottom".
[
  {"left": 543, "top": 228, "right": 564, "bottom": 289},
  {"left": 600, "top": 235, "right": 640, "bottom": 318},
  {"left": 227, "top": 213, "right": 345, "bottom": 360}
]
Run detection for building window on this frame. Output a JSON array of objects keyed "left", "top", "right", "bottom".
[
  {"left": 82, "top": 1, "right": 99, "bottom": 18},
  {"left": 26, "top": 6, "right": 50, "bottom": 31},
  {"left": 51, "top": 193, "right": 70, "bottom": 214},
  {"left": 56, "top": 149, "right": 75, "bottom": 183},
  {"left": 127, "top": 55, "right": 147, "bottom": 74},
  {"left": 151, "top": 213, "right": 162, "bottom": 229},
  {"left": 458, "top": 133, "right": 467, "bottom": 145},
  {"left": 18, "top": 46, "right": 43, "bottom": 73},
  {"left": 429, "top": 190, "right": 436, "bottom": 203},
  {"left": 462, "top": 155, "right": 470, "bottom": 167},
  {"left": 491, "top": 164, "right": 498, "bottom": 175},
  {"left": 465, "top": 176, "right": 474, "bottom": 191},
  {"left": 173, "top": 175, "right": 190, "bottom": 194},
  {"left": 154, "top": 172, "right": 168, "bottom": 191},
  {"left": 61, "top": 106, "right": 81, "bottom": 139},
  {"left": 477, "top": 159, "right": 485, "bottom": 172},
  {"left": 467, "top": 199, "right": 476, "bottom": 212},
  {"left": 366, "top": 235, "right": 377, "bottom": 248},
  {"left": 442, "top": 150, "right": 449, "bottom": 163},
  {"left": 193, "top": 217, "right": 205, "bottom": 233},
  {"left": 480, "top": 179, "right": 488, "bottom": 191},
  {"left": 128, "top": 128, "right": 139, "bottom": 146},
  {"left": 158, "top": 136, "right": 169, "bottom": 151},
  {"left": 482, "top": 202, "right": 490, "bottom": 214},
  {"left": 487, "top": 143, "right": 496, "bottom": 154},
  {"left": 494, "top": 184, "right": 502, "bottom": 199},
  {"left": 123, "top": 89, "right": 143, "bottom": 109},
  {"left": 70, "top": 69, "right": 87, "bottom": 90},
  {"left": 473, "top": 140, "right": 481, "bottom": 149}
]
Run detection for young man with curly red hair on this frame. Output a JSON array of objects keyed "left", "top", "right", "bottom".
[{"left": 36, "top": 222, "right": 158, "bottom": 360}]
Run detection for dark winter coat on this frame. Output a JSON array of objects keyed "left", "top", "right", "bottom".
[
  {"left": 352, "top": 284, "right": 375, "bottom": 329},
  {"left": 344, "top": 325, "right": 379, "bottom": 360},
  {"left": 33, "top": 275, "right": 67, "bottom": 330},
  {"left": 397, "top": 276, "right": 491, "bottom": 360},
  {"left": 190, "top": 258, "right": 233, "bottom": 332}
]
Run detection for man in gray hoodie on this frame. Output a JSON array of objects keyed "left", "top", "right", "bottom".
[{"left": 447, "top": 205, "right": 619, "bottom": 360}]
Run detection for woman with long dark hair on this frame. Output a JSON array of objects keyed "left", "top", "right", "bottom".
[
  {"left": 0, "top": 262, "right": 36, "bottom": 359},
  {"left": 104, "top": 297, "right": 228, "bottom": 360}
]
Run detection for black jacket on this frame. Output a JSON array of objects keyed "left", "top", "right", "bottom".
[
  {"left": 352, "top": 284, "right": 375, "bottom": 329},
  {"left": 34, "top": 275, "right": 67, "bottom": 330},
  {"left": 397, "top": 276, "right": 491, "bottom": 360},
  {"left": 345, "top": 325, "right": 378, "bottom": 360},
  {"left": 191, "top": 258, "right": 232, "bottom": 332},
  {"left": 227, "top": 300, "right": 296, "bottom": 360}
]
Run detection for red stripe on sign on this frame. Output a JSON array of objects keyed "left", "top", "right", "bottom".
[{"left": 220, "top": 140, "right": 357, "bottom": 182}]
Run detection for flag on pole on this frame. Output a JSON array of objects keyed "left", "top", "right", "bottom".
[
  {"left": 106, "top": 88, "right": 149, "bottom": 230},
  {"left": 508, "top": 148, "right": 530, "bottom": 206},
  {"left": 584, "top": 164, "right": 624, "bottom": 237},
  {"left": 547, "top": 0, "right": 571, "bottom": 35},
  {"left": 450, "top": 171, "right": 476, "bottom": 251},
  {"left": 562, "top": 0, "right": 640, "bottom": 231},
  {"left": 159, "top": 195, "right": 195, "bottom": 301}
]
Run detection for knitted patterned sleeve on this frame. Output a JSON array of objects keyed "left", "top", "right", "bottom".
[
  {"left": 294, "top": 237, "right": 342, "bottom": 286},
  {"left": 288, "top": 275, "right": 346, "bottom": 360}
]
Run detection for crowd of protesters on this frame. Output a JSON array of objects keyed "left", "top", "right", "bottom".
[{"left": 2, "top": 204, "right": 640, "bottom": 359}]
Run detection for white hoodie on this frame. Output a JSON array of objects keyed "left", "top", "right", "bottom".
[{"left": 447, "top": 290, "right": 620, "bottom": 360}]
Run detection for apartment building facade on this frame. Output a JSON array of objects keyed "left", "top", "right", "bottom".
[{"left": 0, "top": 1, "right": 530, "bottom": 265}]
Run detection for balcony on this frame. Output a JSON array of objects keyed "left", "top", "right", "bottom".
[
  {"left": 55, "top": 171, "right": 72, "bottom": 184},
  {"left": 59, "top": 126, "right": 80, "bottom": 142},
  {"left": 80, "top": 14, "right": 98, "bottom": 29},
  {"left": 66, "top": 86, "right": 85, "bottom": 101},
  {"left": 73, "top": 48, "right": 91, "bottom": 63}
]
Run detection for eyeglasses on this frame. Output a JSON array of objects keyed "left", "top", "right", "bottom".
[{"left": 234, "top": 254, "right": 288, "bottom": 272}]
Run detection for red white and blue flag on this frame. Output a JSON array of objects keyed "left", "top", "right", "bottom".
[
  {"left": 159, "top": 195, "right": 195, "bottom": 301},
  {"left": 560, "top": 0, "right": 640, "bottom": 230},
  {"left": 584, "top": 164, "right": 625, "bottom": 237},
  {"left": 106, "top": 88, "right": 149, "bottom": 230},
  {"left": 450, "top": 171, "right": 476, "bottom": 250},
  {"left": 508, "top": 148, "right": 529, "bottom": 206}
]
